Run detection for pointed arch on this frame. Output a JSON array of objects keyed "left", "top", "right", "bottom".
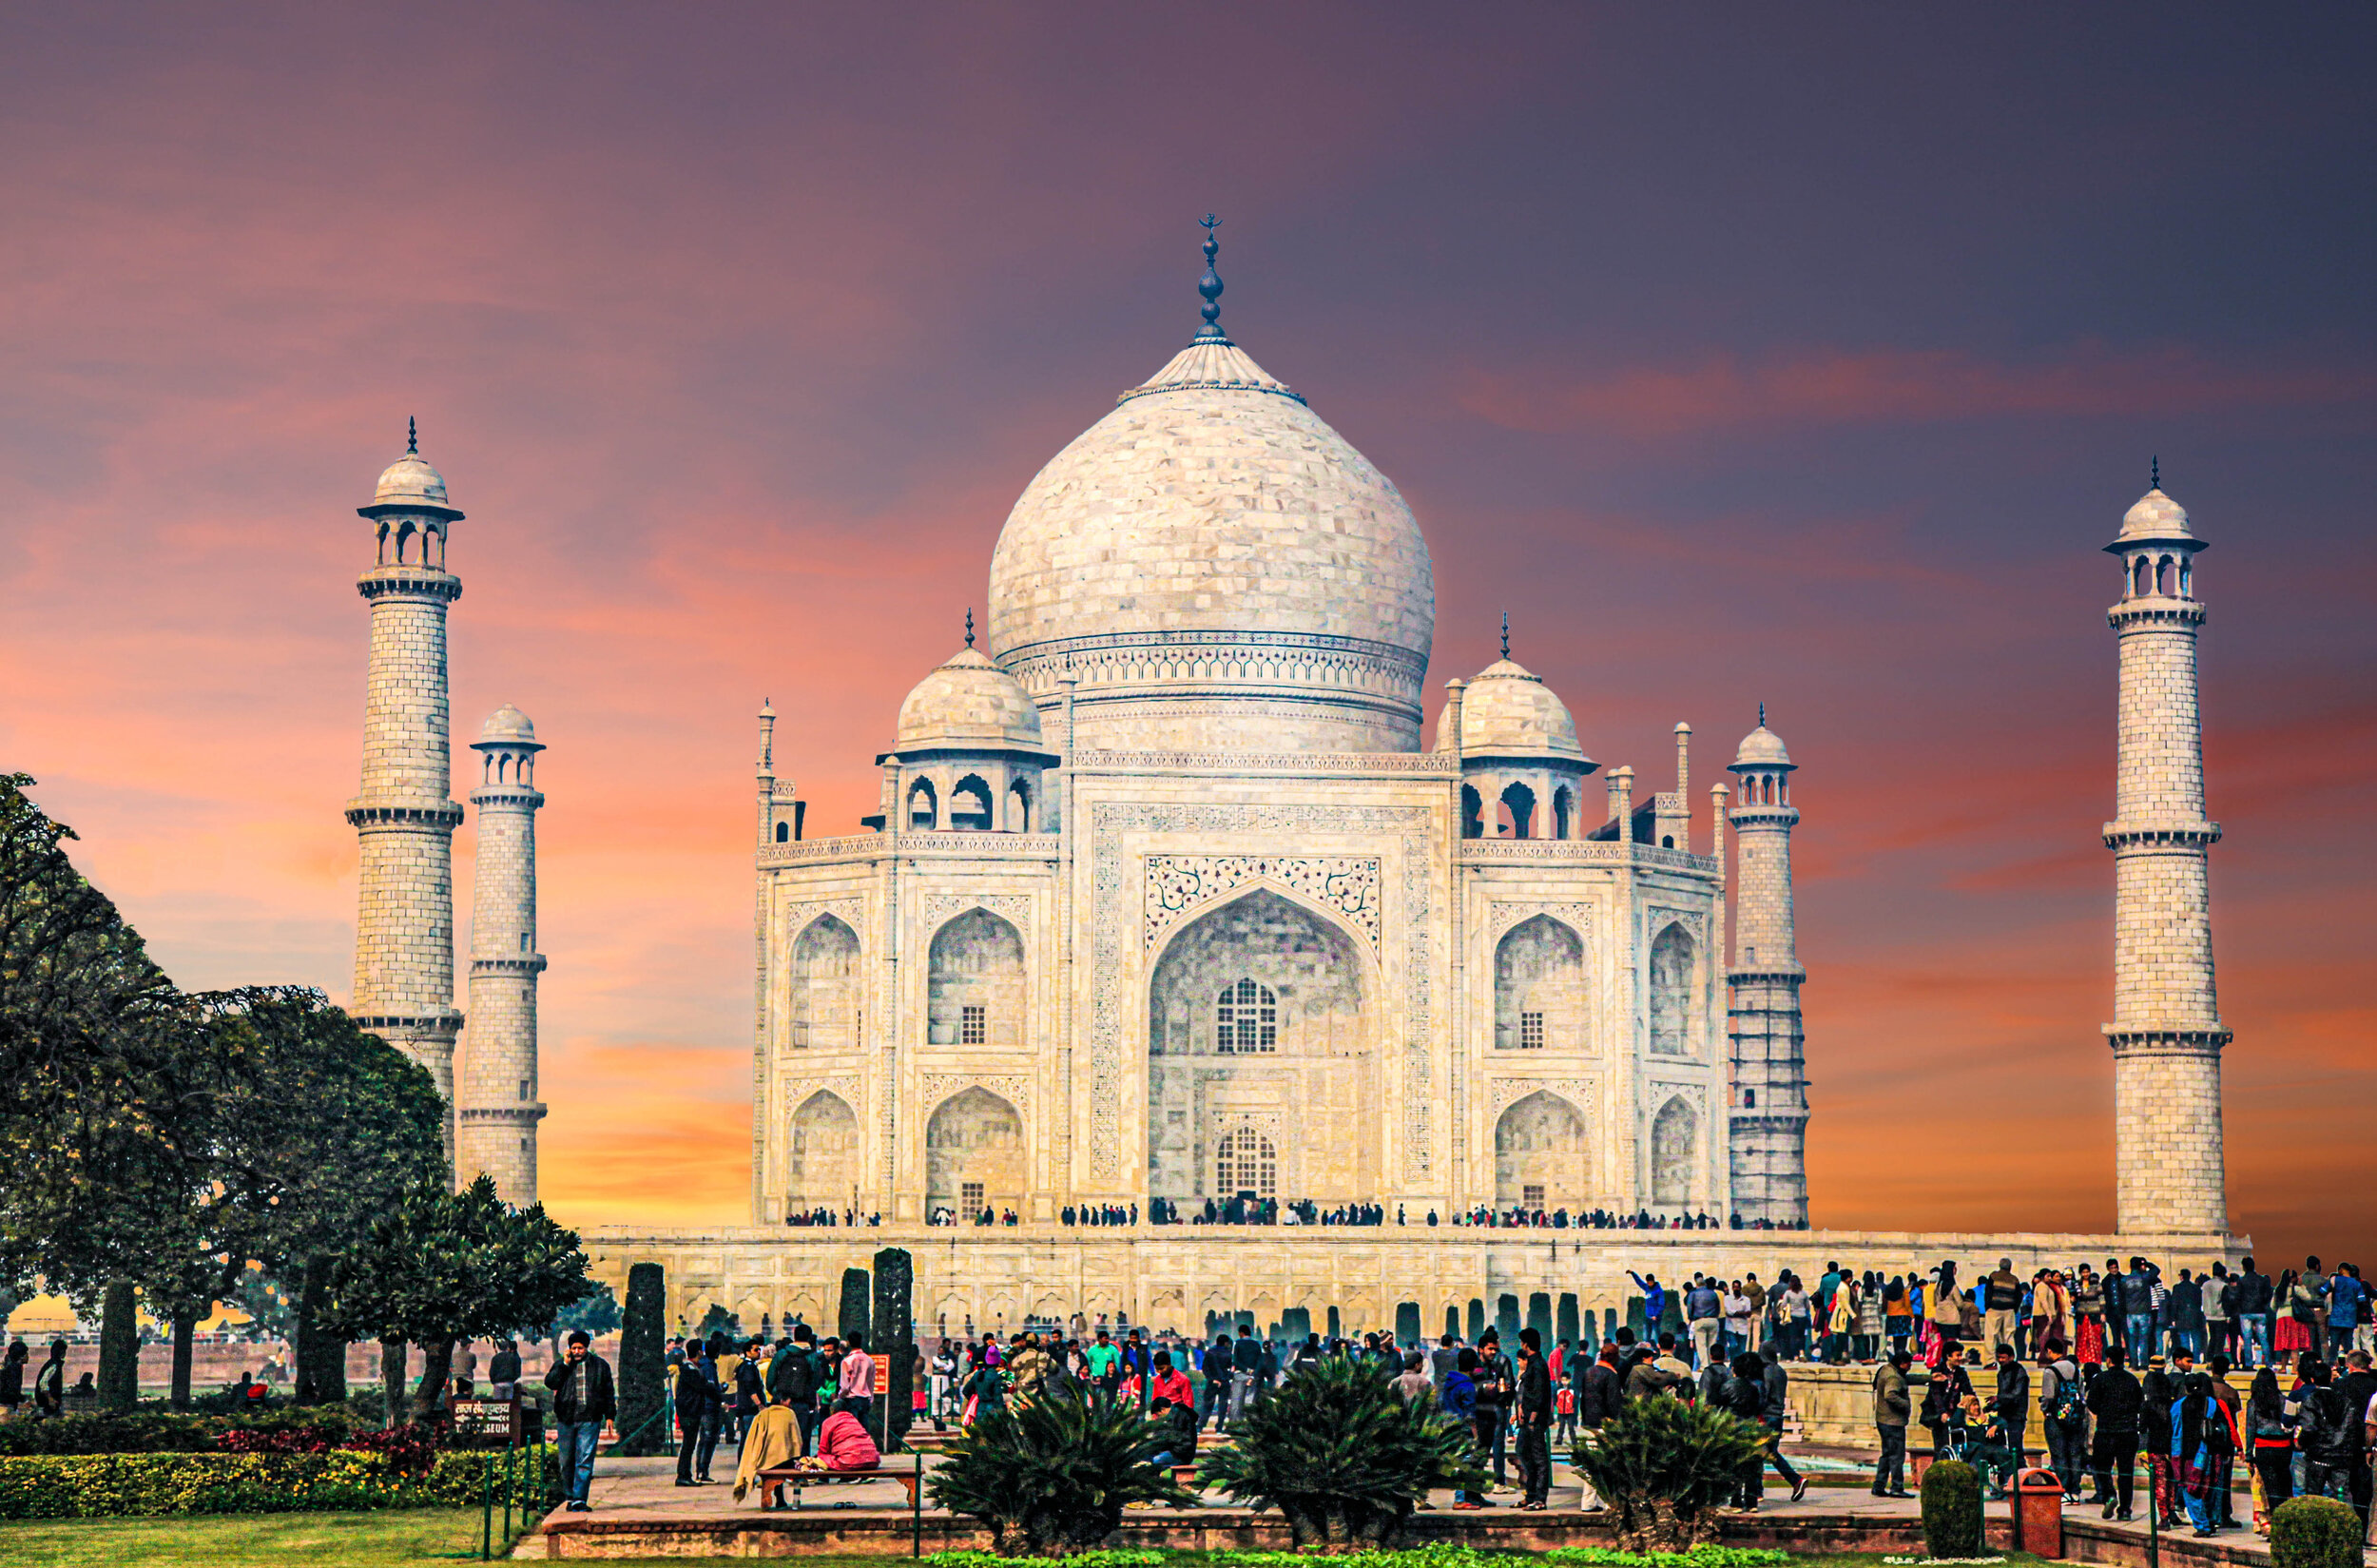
[
  {"left": 786, "top": 1090, "right": 858, "bottom": 1215},
  {"left": 789, "top": 914, "right": 860, "bottom": 1051},
  {"left": 1496, "top": 1089, "right": 1587, "bottom": 1210},
  {"left": 949, "top": 773, "right": 993, "bottom": 831},
  {"left": 1495, "top": 913, "right": 1584, "bottom": 1053},
  {"left": 906, "top": 777, "right": 938, "bottom": 830},
  {"left": 1459, "top": 783, "right": 1484, "bottom": 840},
  {"left": 1498, "top": 780, "right": 1537, "bottom": 840},
  {"left": 1648, "top": 920, "right": 1697, "bottom": 1056},
  {"left": 928, "top": 907, "right": 1024, "bottom": 1048},
  {"left": 1650, "top": 1094, "right": 1698, "bottom": 1208},
  {"left": 925, "top": 1087, "right": 1025, "bottom": 1222},
  {"left": 1552, "top": 785, "right": 1575, "bottom": 841}
]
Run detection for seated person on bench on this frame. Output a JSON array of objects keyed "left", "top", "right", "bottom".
[
  {"left": 788, "top": 1407, "right": 880, "bottom": 1473},
  {"left": 1966, "top": 1409, "right": 2022, "bottom": 1500}
]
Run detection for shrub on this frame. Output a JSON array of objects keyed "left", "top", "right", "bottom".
[
  {"left": 0, "top": 1407, "right": 391, "bottom": 1459},
  {"left": 0, "top": 1447, "right": 553, "bottom": 1519},
  {"left": 2270, "top": 1496, "right": 2363, "bottom": 1568},
  {"left": 1197, "top": 1356, "right": 1484, "bottom": 1550},
  {"left": 928, "top": 1388, "right": 1194, "bottom": 1555},
  {"left": 1920, "top": 1458, "right": 1982, "bottom": 1559},
  {"left": 1569, "top": 1394, "right": 1768, "bottom": 1552}
]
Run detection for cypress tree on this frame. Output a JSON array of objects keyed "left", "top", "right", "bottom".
[
  {"left": 97, "top": 1280, "right": 140, "bottom": 1412},
  {"left": 872, "top": 1248, "right": 913, "bottom": 1449},
  {"left": 839, "top": 1266, "right": 870, "bottom": 1345},
  {"left": 614, "top": 1263, "right": 667, "bottom": 1456}
]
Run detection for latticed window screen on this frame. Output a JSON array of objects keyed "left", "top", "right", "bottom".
[
  {"left": 961, "top": 1180, "right": 984, "bottom": 1216},
  {"left": 1215, "top": 978, "right": 1278, "bottom": 1054},
  {"left": 1215, "top": 1126, "right": 1278, "bottom": 1197},
  {"left": 960, "top": 1004, "right": 987, "bottom": 1045},
  {"left": 1522, "top": 1183, "right": 1546, "bottom": 1212},
  {"left": 1519, "top": 1011, "right": 1546, "bottom": 1050}
]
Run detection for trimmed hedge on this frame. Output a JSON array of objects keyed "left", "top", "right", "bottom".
[
  {"left": 920, "top": 1550, "right": 1791, "bottom": 1568},
  {"left": 0, "top": 1447, "right": 555, "bottom": 1519},
  {"left": 0, "top": 1408, "right": 391, "bottom": 1457},
  {"left": 1919, "top": 1459, "right": 1983, "bottom": 1559},
  {"left": 2270, "top": 1496, "right": 2363, "bottom": 1568}
]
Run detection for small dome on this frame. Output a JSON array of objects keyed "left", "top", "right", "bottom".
[
  {"left": 896, "top": 648, "right": 1045, "bottom": 751},
  {"left": 358, "top": 442, "right": 463, "bottom": 520},
  {"left": 1440, "top": 659, "right": 1587, "bottom": 763},
  {"left": 1732, "top": 724, "right": 1793, "bottom": 770},
  {"left": 2116, "top": 485, "right": 2192, "bottom": 542},
  {"left": 474, "top": 704, "right": 539, "bottom": 747}
]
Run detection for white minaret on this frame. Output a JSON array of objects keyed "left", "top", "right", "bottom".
[
  {"left": 1726, "top": 708, "right": 1809, "bottom": 1225},
  {"left": 457, "top": 706, "right": 547, "bottom": 1203},
  {"left": 2103, "top": 468, "right": 2229, "bottom": 1235},
  {"left": 348, "top": 422, "right": 465, "bottom": 1159}
]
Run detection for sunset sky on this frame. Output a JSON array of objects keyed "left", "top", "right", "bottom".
[{"left": 4, "top": 6, "right": 2371, "bottom": 1265}]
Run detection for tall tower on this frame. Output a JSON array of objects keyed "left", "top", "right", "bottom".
[
  {"left": 2103, "top": 473, "right": 2229, "bottom": 1235},
  {"left": 348, "top": 425, "right": 465, "bottom": 1158},
  {"left": 1726, "top": 711, "right": 1809, "bottom": 1225},
  {"left": 458, "top": 706, "right": 548, "bottom": 1204}
]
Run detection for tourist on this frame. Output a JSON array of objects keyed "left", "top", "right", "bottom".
[
  {"left": 2244, "top": 1365, "right": 2295, "bottom": 1533},
  {"left": 2236, "top": 1257, "right": 2273, "bottom": 1369},
  {"left": 2073, "top": 1267, "right": 2108, "bottom": 1366},
  {"left": 2203, "top": 1263, "right": 2236, "bottom": 1363},
  {"left": 544, "top": 1330, "right": 615, "bottom": 1512},
  {"left": 1627, "top": 1270, "right": 1667, "bottom": 1343},
  {"left": 800, "top": 1405, "right": 880, "bottom": 1473},
  {"left": 1473, "top": 1327, "right": 1515, "bottom": 1490},
  {"left": 2174, "top": 1371, "right": 2237, "bottom": 1536},
  {"left": 488, "top": 1339, "right": 521, "bottom": 1402},
  {"left": 2140, "top": 1354, "right": 2180, "bottom": 1525},
  {"left": 1514, "top": 1327, "right": 1554, "bottom": 1510},
  {"left": 0, "top": 1341, "right": 25, "bottom": 1422},
  {"left": 1826, "top": 1273, "right": 1855, "bottom": 1365},
  {"left": 2121, "top": 1258, "right": 2161, "bottom": 1365},
  {"left": 1723, "top": 1280, "right": 1755, "bottom": 1363},
  {"left": 33, "top": 1341, "right": 66, "bottom": 1419},
  {"left": 1927, "top": 1262, "right": 1963, "bottom": 1366},
  {"left": 1442, "top": 1348, "right": 1485, "bottom": 1510},
  {"left": 1921, "top": 1354, "right": 1976, "bottom": 1462},
  {"left": 1855, "top": 1271, "right": 1885, "bottom": 1363},
  {"left": 1871, "top": 1349, "right": 1912, "bottom": 1498},
  {"left": 1989, "top": 1343, "right": 2029, "bottom": 1460},
  {"left": 2335, "top": 1348, "right": 2376, "bottom": 1528},
  {"left": 837, "top": 1330, "right": 874, "bottom": 1425},
  {"left": 2294, "top": 1358, "right": 2355, "bottom": 1504},
  {"left": 1085, "top": 1326, "right": 1120, "bottom": 1405},
  {"left": 2087, "top": 1348, "right": 2144, "bottom": 1520},
  {"left": 2038, "top": 1338, "right": 2085, "bottom": 1501},
  {"left": 1149, "top": 1349, "right": 1193, "bottom": 1412},
  {"left": 1228, "top": 1326, "right": 1261, "bottom": 1423},
  {"left": 1580, "top": 1341, "right": 1624, "bottom": 1430},
  {"left": 2328, "top": 1265, "right": 2367, "bottom": 1360},
  {"left": 1884, "top": 1275, "right": 1913, "bottom": 1361},
  {"left": 769, "top": 1326, "right": 821, "bottom": 1451},
  {"left": 733, "top": 1339, "right": 766, "bottom": 1442},
  {"left": 2274, "top": 1268, "right": 2313, "bottom": 1364},
  {"left": 1428, "top": 1330, "right": 1459, "bottom": 1395},
  {"left": 1983, "top": 1260, "right": 2022, "bottom": 1359},
  {"left": 1199, "top": 1333, "right": 1233, "bottom": 1429},
  {"left": 1392, "top": 1352, "right": 1430, "bottom": 1404},
  {"left": 2170, "top": 1269, "right": 2206, "bottom": 1361},
  {"left": 1782, "top": 1275, "right": 1813, "bottom": 1361},
  {"left": 674, "top": 1347, "right": 714, "bottom": 1486},
  {"left": 1685, "top": 1275, "right": 1722, "bottom": 1370},
  {"left": 1757, "top": 1345, "right": 1807, "bottom": 1501}
]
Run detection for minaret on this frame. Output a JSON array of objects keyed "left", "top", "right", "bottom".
[
  {"left": 457, "top": 706, "right": 547, "bottom": 1204},
  {"left": 348, "top": 423, "right": 465, "bottom": 1159},
  {"left": 2103, "top": 469, "right": 2229, "bottom": 1235},
  {"left": 1726, "top": 708, "right": 1809, "bottom": 1225}
]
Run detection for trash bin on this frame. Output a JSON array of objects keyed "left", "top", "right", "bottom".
[{"left": 2014, "top": 1465, "right": 2064, "bottom": 1558}]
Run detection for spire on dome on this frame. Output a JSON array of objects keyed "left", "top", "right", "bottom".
[
  {"left": 408, "top": 416, "right": 417, "bottom": 455},
  {"left": 2152, "top": 455, "right": 2161, "bottom": 492},
  {"left": 1194, "top": 214, "right": 1226, "bottom": 343},
  {"left": 1500, "top": 610, "right": 1510, "bottom": 661},
  {"left": 965, "top": 608, "right": 976, "bottom": 649},
  {"left": 1759, "top": 700, "right": 1766, "bottom": 728}
]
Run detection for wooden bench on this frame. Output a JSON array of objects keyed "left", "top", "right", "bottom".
[{"left": 755, "top": 1466, "right": 921, "bottom": 1511}]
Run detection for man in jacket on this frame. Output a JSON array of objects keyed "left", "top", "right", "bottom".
[
  {"left": 732, "top": 1339, "right": 767, "bottom": 1443},
  {"left": 1758, "top": 1351, "right": 1807, "bottom": 1501},
  {"left": 1984, "top": 1261, "right": 2024, "bottom": 1360},
  {"left": 2234, "top": 1257, "right": 2272, "bottom": 1369},
  {"left": 2086, "top": 1350, "right": 2144, "bottom": 1520},
  {"left": 1580, "top": 1343, "right": 1625, "bottom": 1431},
  {"left": 2336, "top": 1349, "right": 2376, "bottom": 1530},
  {"left": 1686, "top": 1276, "right": 1723, "bottom": 1370},
  {"left": 2124, "top": 1260, "right": 2162, "bottom": 1366},
  {"left": 2037, "top": 1340, "right": 2085, "bottom": 1502},
  {"left": 1990, "top": 1344, "right": 2030, "bottom": 1451},
  {"left": 674, "top": 1347, "right": 714, "bottom": 1486},
  {"left": 543, "top": 1330, "right": 617, "bottom": 1511},
  {"left": 2295, "top": 1360, "right": 2355, "bottom": 1505},
  {"left": 1200, "top": 1334, "right": 1233, "bottom": 1430},
  {"left": 1229, "top": 1326, "right": 1263, "bottom": 1424},
  {"left": 768, "top": 1326, "right": 822, "bottom": 1452},
  {"left": 1872, "top": 1350, "right": 1913, "bottom": 1498},
  {"left": 1514, "top": 1327, "right": 1555, "bottom": 1509},
  {"left": 1474, "top": 1328, "right": 1516, "bottom": 1490}
]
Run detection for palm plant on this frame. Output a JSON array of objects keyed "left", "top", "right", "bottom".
[
  {"left": 1196, "top": 1354, "right": 1485, "bottom": 1550},
  {"left": 1568, "top": 1391, "right": 1769, "bottom": 1551},
  {"left": 927, "top": 1388, "right": 1195, "bottom": 1556}
]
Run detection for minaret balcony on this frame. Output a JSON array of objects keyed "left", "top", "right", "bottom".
[
  {"left": 345, "top": 799, "right": 465, "bottom": 830},
  {"left": 358, "top": 566, "right": 462, "bottom": 604},
  {"left": 2101, "top": 820, "right": 2221, "bottom": 850},
  {"left": 2106, "top": 598, "right": 2206, "bottom": 631},
  {"left": 470, "top": 954, "right": 548, "bottom": 977},
  {"left": 2102, "top": 1023, "right": 2232, "bottom": 1053}
]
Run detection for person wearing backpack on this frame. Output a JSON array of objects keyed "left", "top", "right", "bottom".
[
  {"left": 767, "top": 1326, "right": 822, "bottom": 1453},
  {"left": 2038, "top": 1338, "right": 2087, "bottom": 1501}
]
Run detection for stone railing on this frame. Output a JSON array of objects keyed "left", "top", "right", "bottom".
[
  {"left": 759, "top": 832, "right": 1063, "bottom": 866},
  {"left": 1458, "top": 840, "right": 1718, "bottom": 873}
]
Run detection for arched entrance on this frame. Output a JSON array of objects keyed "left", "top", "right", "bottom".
[
  {"left": 1650, "top": 1094, "right": 1698, "bottom": 1209},
  {"left": 925, "top": 1087, "right": 1025, "bottom": 1222},
  {"left": 1145, "top": 887, "right": 1372, "bottom": 1207},
  {"left": 1495, "top": 914, "right": 1584, "bottom": 1052},
  {"left": 786, "top": 1091, "right": 857, "bottom": 1215},
  {"left": 1495, "top": 1090, "right": 1587, "bottom": 1211},
  {"left": 789, "top": 915, "right": 859, "bottom": 1051}
]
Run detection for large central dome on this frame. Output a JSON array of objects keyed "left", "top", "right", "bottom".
[{"left": 986, "top": 299, "right": 1435, "bottom": 753}]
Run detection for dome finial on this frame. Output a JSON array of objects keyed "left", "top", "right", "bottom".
[
  {"left": 407, "top": 416, "right": 417, "bottom": 455},
  {"left": 1194, "top": 214, "right": 1227, "bottom": 343},
  {"left": 1500, "top": 610, "right": 1510, "bottom": 661},
  {"left": 965, "top": 608, "right": 976, "bottom": 649},
  {"left": 2151, "top": 454, "right": 2161, "bottom": 492},
  {"left": 1758, "top": 700, "right": 1767, "bottom": 728}
]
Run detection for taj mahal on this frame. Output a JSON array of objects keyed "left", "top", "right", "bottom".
[{"left": 343, "top": 230, "right": 2242, "bottom": 1334}]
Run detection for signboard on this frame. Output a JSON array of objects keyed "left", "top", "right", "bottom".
[
  {"left": 874, "top": 1359, "right": 889, "bottom": 1396},
  {"left": 451, "top": 1396, "right": 522, "bottom": 1441}
]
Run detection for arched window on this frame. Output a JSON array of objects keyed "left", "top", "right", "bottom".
[
  {"left": 1215, "top": 978, "right": 1277, "bottom": 1055},
  {"left": 906, "top": 778, "right": 937, "bottom": 830},
  {"left": 1459, "top": 784, "right": 1484, "bottom": 841},
  {"left": 775, "top": 821, "right": 789, "bottom": 842},
  {"left": 2157, "top": 555, "right": 2175, "bottom": 595},
  {"left": 1498, "top": 781, "right": 1536, "bottom": 840},
  {"left": 1651, "top": 1095, "right": 1698, "bottom": 1208},
  {"left": 2133, "top": 556, "right": 2151, "bottom": 597},
  {"left": 2178, "top": 560, "right": 2192, "bottom": 597},
  {"left": 1648, "top": 922, "right": 1695, "bottom": 1055},
  {"left": 1215, "top": 1125, "right": 1277, "bottom": 1198},
  {"left": 1008, "top": 775, "right": 1032, "bottom": 831},
  {"left": 1552, "top": 786, "right": 1574, "bottom": 840},
  {"left": 950, "top": 775, "right": 993, "bottom": 831}
]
